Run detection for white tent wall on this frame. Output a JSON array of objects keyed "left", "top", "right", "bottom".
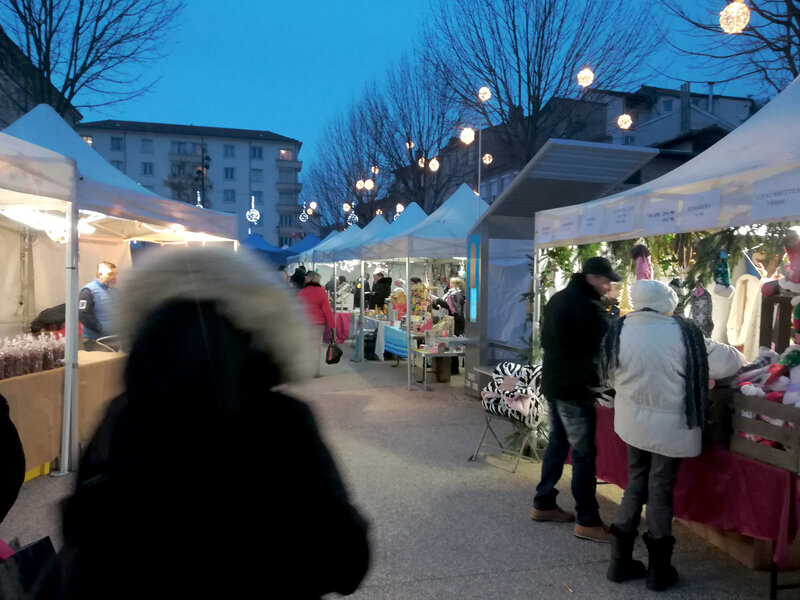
[
  {"left": 31, "top": 232, "right": 132, "bottom": 316},
  {"left": 0, "top": 222, "right": 26, "bottom": 338},
  {"left": 486, "top": 239, "right": 532, "bottom": 360}
]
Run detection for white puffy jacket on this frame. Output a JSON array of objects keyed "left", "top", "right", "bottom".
[{"left": 611, "top": 311, "right": 745, "bottom": 458}]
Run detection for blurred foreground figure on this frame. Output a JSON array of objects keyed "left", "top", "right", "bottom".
[{"left": 37, "top": 247, "right": 370, "bottom": 600}]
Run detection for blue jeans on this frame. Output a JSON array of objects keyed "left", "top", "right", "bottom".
[{"left": 533, "top": 398, "right": 601, "bottom": 526}]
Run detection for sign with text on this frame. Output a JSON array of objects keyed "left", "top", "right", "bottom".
[
  {"left": 578, "top": 205, "right": 604, "bottom": 238},
  {"left": 753, "top": 171, "right": 800, "bottom": 221},
  {"left": 602, "top": 200, "right": 638, "bottom": 236},
  {"left": 643, "top": 197, "right": 679, "bottom": 235},
  {"left": 554, "top": 213, "right": 579, "bottom": 242},
  {"left": 678, "top": 190, "right": 721, "bottom": 231},
  {"left": 535, "top": 216, "right": 555, "bottom": 244}
]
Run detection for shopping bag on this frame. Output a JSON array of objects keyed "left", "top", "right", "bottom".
[
  {"left": 325, "top": 341, "right": 343, "bottom": 365},
  {"left": 0, "top": 536, "right": 56, "bottom": 599}
]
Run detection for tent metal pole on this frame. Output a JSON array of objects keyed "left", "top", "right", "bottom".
[
  {"left": 531, "top": 248, "right": 542, "bottom": 364},
  {"left": 57, "top": 185, "right": 79, "bottom": 474},
  {"left": 406, "top": 257, "right": 412, "bottom": 390},
  {"left": 358, "top": 260, "right": 365, "bottom": 361},
  {"left": 332, "top": 262, "right": 337, "bottom": 343}
]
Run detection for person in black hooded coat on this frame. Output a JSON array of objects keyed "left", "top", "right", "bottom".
[
  {"left": 0, "top": 393, "right": 25, "bottom": 525},
  {"left": 35, "top": 247, "right": 370, "bottom": 600}
]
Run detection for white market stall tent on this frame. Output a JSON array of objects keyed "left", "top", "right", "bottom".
[
  {"left": 0, "top": 105, "right": 236, "bottom": 474},
  {"left": 364, "top": 184, "right": 489, "bottom": 260},
  {"left": 291, "top": 229, "right": 339, "bottom": 265},
  {"left": 531, "top": 75, "right": 800, "bottom": 360},
  {"left": 534, "top": 76, "right": 800, "bottom": 248}
]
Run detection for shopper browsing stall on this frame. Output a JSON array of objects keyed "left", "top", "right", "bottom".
[
  {"left": 297, "top": 271, "right": 335, "bottom": 377},
  {"left": 531, "top": 257, "right": 620, "bottom": 543},
  {"left": 79, "top": 261, "right": 117, "bottom": 351},
  {"left": 603, "top": 279, "right": 743, "bottom": 591}
]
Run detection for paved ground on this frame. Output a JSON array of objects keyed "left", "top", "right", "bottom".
[{"left": 0, "top": 344, "right": 779, "bottom": 598}]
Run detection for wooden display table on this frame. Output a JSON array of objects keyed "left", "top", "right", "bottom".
[{"left": 1, "top": 351, "right": 126, "bottom": 471}]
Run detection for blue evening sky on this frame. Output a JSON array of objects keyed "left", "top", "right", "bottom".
[{"left": 77, "top": 0, "right": 760, "bottom": 166}]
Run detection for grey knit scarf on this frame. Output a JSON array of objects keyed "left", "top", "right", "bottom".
[{"left": 603, "top": 309, "right": 709, "bottom": 429}]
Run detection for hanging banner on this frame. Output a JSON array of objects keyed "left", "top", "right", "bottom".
[
  {"left": 753, "top": 171, "right": 800, "bottom": 221},
  {"left": 677, "top": 189, "right": 721, "bottom": 230},
  {"left": 467, "top": 234, "right": 481, "bottom": 323},
  {"left": 643, "top": 197, "right": 679, "bottom": 235},
  {"left": 602, "top": 200, "right": 638, "bottom": 236},
  {"left": 553, "top": 213, "right": 579, "bottom": 242},
  {"left": 578, "top": 205, "right": 604, "bottom": 238}
]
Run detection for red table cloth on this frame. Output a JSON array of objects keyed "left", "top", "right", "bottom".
[
  {"left": 594, "top": 405, "right": 800, "bottom": 567},
  {"left": 324, "top": 312, "right": 351, "bottom": 344}
]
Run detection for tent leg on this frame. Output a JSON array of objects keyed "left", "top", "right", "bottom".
[
  {"left": 406, "top": 257, "right": 412, "bottom": 390},
  {"left": 54, "top": 195, "right": 79, "bottom": 475},
  {"left": 351, "top": 260, "right": 364, "bottom": 362}
]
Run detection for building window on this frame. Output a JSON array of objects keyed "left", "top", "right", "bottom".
[
  {"left": 624, "top": 135, "right": 635, "bottom": 145},
  {"left": 250, "top": 146, "right": 263, "bottom": 159},
  {"left": 280, "top": 236, "right": 292, "bottom": 246},
  {"left": 171, "top": 162, "right": 185, "bottom": 176},
  {"left": 141, "top": 139, "right": 154, "bottom": 153},
  {"left": 111, "top": 160, "right": 124, "bottom": 172},
  {"left": 223, "top": 144, "right": 235, "bottom": 158},
  {"left": 251, "top": 168, "right": 263, "bottom": 183},
  {"left": 663, "top": 99, "right": 674, "bottom": 112},
  {"left": 141, "top": 162, "right": 153, "bottom": 176},
  {"left": 279, "top": 192, "right": 295, "bottom": 204},
  {"left": 278, "top": 169, "right": 295, "bottom": 183},
  {"left": 82, "top": 135, "right": 93, "bottom": 147},
  {"left": 223, "top": 189, "right": 235, "bottom": 203},
  {"left": 111, "top": 137, "right": 123, "bottom": 151},
  {"left": 251, "top": 190, "right": 263, "bottom": 205},
  {"left": 279, "top": 148, "right": 293, "bottom": 161},
  {"left": 279, "top": 214, "right": 293, "bottom": 226},
  {"left": 170, "top": 141, "right": 187, "bottom": 154},
  {"left": 224, "top": 167, "right": 235, "bottom": 180}
]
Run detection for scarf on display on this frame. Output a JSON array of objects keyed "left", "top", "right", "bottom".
[
  {"left": 603, "top": 309, "right": 709, "bottom": 430},
  {"left": 443, "top": 288, "right": 460, "bottom": 316}
]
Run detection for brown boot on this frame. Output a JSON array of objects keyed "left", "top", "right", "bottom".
[
  {"left": 530, "top": 506, "right": 575, "bottom": 522},
  {"left": 574, "top": 522, "right": 612, "bottom": 543}
]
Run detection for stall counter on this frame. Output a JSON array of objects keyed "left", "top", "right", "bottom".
[{"left": 2, "top": 350, "right": 126, "bottom": 471}]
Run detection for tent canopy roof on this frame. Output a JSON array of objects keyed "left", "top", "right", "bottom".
[
  {"left": 4, "top": 105, "right": 236, "bottom": 243},
  {"left": 365, "top": 185, "right": 488, "bottom": 259},
  {"left": 322, "top": 215, "right": 389, "bottom": 261},
  {"left": 534, "top": 75, "right": 800, "bottom": 248},
  {"left": 470, "top": 138, "right": 658, "bottom": 240}
]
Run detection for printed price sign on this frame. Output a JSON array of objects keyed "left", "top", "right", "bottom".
[
  {"left": 643, "top": 197, "right": 679, "bottom": 235},
  {"left": 602, "top": 200, "right": 637, "bottom": 236},
  {"left": 753, "top": 171, "right": 800, "bottom": 220},
  {"left": 578, "top": 205, "right": 604, "bottom": 238},
  {"left": 678, "top": 190, "right": 721, "bottom": 230},
  {"left": 535, "top": 216, "right": 554, "bottom": 244},
  {"left": 554, "top": 213, "right": 579, "bottom": 242}
]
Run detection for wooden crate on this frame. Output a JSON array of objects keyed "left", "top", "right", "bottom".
[{"left": 730, "top": 392, "right": 800, "bottom": 472}]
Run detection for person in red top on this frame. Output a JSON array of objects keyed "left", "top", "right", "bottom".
[{"left": 297, "top": 271, "right": 335, "bottom": 376}]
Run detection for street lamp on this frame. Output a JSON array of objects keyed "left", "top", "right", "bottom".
[
  {"left": 459, "top": 85, "right": 492, "bottom": 201},
  {"left": 577, "top": 67, "right": 595, "bottom": 88},
  {"left": 429, "top": 157, "right": 440, "bottom": 172},
  {"left": 720, "top": 0, "right": 749, "bottom": 33}
]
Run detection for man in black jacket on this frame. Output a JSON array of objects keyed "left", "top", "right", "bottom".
[
  {"left": 369, "top": 272, "right": 393, "bottom": 309},
  {"left": 531, "top": 257, "right": 620, "bottom": 543}
]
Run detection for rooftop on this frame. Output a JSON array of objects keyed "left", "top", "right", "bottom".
[{"left": 78, "top": 119, "right": 301, "bottom": 144}]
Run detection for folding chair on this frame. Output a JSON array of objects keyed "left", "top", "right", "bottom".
[{"left": 469, "top": 362, "right": 547, "bottom": 473}]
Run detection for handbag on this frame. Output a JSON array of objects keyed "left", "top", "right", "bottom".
[
  {"left": 0, "top": 536, "right": 56, "bottom": 599},
  {"left": 325, "top": 341, "right": 343, "bottom": 365}
]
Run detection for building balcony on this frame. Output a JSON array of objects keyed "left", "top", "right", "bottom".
[
  {"left": 276, "top": 181, "right": 302, "bottom": 193},
  {"left": 276, "top": 159, "right": 302, "bottom": 170}
]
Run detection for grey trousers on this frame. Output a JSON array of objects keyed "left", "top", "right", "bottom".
[{"left": 613, "top": 444, "right": 682, "bottom": 539}]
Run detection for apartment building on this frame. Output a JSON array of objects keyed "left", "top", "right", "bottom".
[
  {"left": 387, "top": 84, "right": 755, "bottom": 212},
  {"left": 77, "top": 120, "right": 305, "bottom": 245}
]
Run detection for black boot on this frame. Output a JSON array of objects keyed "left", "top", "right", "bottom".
[
  {"left": 643, "top": 532, "right": 679, "bottom": 591},
  {"left": 607, "top": 525, "right": 646, "bottom": 583}
]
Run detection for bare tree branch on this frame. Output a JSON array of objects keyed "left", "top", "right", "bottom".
[{"left": 0, "top": 0, "right": 184, "bottom": 116}]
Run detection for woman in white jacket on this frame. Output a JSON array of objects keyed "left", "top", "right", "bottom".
[{"left": 604, "top": 279, "right": 743, "bottom": 592}]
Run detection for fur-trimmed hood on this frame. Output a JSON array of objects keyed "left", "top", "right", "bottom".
[{"left": 116, "top": 246, "right": 313, "bottom": 383}]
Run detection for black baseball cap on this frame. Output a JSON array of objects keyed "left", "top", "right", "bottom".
[{"left": 582, "top": 257, "right": 622, "bottom": 282}]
